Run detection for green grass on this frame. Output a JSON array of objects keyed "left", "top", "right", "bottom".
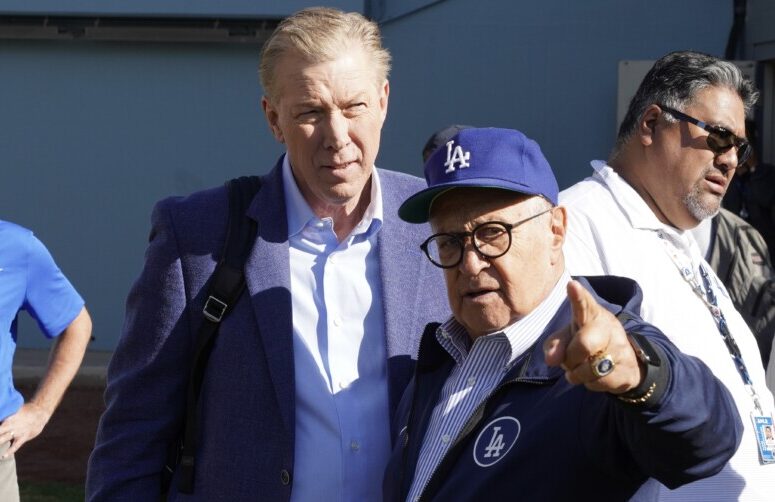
[{"left": 19, "top": 481, "right": 84, "bottom": 502}]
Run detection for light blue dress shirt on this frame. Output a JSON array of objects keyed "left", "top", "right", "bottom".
[{"left": 283, "top": 157, "right": 390, "bottom": 502}]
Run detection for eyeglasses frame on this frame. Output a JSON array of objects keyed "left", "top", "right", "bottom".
[{"left": 420, "top": 208, "right": 553, "bottom": 269}]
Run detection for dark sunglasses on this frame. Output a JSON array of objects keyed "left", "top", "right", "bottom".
[{"left": 658, "top": 105, "right": 752, "bottom": 167}]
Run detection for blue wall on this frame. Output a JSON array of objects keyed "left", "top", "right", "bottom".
[
  {"left": 0, "top": 0, "right": 759, "bottom": 350},
  {"left": 1, "top": 40, "right": 280, "bottom": 349},
  {"left": 0, "top": 0, "right": 360, "bottom": 17},
  {"left": 378, "top": 0, "right": 734, "bottom": 188}
]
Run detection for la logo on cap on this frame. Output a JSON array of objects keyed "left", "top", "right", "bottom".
[{"left": 444, "top": 140, "right": 471, "bottom": 174}]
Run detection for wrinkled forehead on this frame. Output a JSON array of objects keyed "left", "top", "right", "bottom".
[
  {"left": 271, "top": 47, "right": 383, "bottom": 102},
  {"left": 429, "top": 188, "right": 537, "bottom": 230}
]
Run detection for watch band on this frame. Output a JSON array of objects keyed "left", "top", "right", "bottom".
[{"left": 616, "top": 332, "right": 665, "bottom": 407}]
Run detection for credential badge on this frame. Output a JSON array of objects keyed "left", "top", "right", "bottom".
[
  {"left": 473, "top": 416, "right": 520, "bottom": 467},
  {"left": 444, "top": 140, "right": 471, "bottom": 173}
]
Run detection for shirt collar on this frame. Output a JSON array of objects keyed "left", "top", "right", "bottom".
[
  {"left": 590, "top": 160, "right": 694, "bottom": 250},
  {"left": 437, "top": 269, "right": 572, "bottom": 368},
  {"left": 590, "top": 160, "right": 668, "bottom": 231},
  {"left": 282, "top": 154, "right": 384, "bottom": 238}
]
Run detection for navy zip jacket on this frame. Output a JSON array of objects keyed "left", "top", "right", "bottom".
[{"left": 384, "top": 276, "right": 742, "bottom": 502}]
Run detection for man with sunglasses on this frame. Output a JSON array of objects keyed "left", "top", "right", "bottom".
[
  {"left": 561, "top": 50, "right": 775, "bottom": 500},
  {"left": 383, "top": 127, "right": 742, "bottom": 501}
]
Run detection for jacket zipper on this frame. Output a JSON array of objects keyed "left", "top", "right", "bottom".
[
  {"left": 411, "top": 376, "right": 551, "bottom": 501},
  {"left": 397, "top": 332, "right": 429, "bottom": 498}
]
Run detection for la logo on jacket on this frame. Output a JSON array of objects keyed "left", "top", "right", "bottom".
[{"left": 473, "top": 416, "right": 521, "bottom": 467}]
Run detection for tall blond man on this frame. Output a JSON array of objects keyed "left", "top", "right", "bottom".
[{"left": 87, "top": 8, "right": 446, "bottom": 501}]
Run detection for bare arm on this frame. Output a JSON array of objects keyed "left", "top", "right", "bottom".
[{"left": 0, "top": 306, "right": 92, "bottom": 457}]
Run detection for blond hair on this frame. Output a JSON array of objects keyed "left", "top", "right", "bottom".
[{"left": 259, "top": 7, "right": 391, "bottom": 100}]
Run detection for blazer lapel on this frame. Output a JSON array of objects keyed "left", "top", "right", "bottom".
[
  {"left": 244, "top": 160, "right": 295, "bottom": 436},
  {"left": 379, "top": 179, "right": 427, "bottom": 358},
  {"left": 378, "top": 172, "right": 436, "bottom": 419}
]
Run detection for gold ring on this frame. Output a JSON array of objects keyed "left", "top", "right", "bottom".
[{"left": 590, "top": 353, "right": 615, "bottom": 378}]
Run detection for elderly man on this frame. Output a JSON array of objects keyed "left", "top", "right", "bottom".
[
  {"left": 383, "top": 127, "right": 742, "bottom": 501},
  {"left": 560, "top": 51, "right": 775, "bottom": 500},
  {"left": 87, "top": 7, "right": 446, "bottom": 501}
]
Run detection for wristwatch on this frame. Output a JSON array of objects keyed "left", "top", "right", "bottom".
[{"left": 616, "top": 332, "right": 663, "bottom": 405}]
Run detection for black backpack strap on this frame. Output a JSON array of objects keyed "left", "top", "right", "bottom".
[{"left": 163, "top": 175, "right": 262, "bottom": 495}]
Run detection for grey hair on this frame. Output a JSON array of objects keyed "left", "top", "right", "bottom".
[
  {"left": 613, "top": 50, "right": 758, "bottom": 157},
  {"left": 259, "top": 7, "right": 391, "bottom": 101}
]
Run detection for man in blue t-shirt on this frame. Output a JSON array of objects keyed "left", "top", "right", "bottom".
[{"left": 0, "top": 220, "right": 92, "bottom": 501}]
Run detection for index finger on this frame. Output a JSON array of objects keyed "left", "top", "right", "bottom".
[{"left": 567, "top": 279, "right": 598, "bottom": 330}]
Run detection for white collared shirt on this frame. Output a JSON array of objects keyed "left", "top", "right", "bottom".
[{"left": 561, "top": 160, "right": 775, "bottom": 501}]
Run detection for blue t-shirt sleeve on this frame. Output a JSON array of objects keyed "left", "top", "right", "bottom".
[{"left": 22, "top": 233, "right": 84, "bottom": 338}]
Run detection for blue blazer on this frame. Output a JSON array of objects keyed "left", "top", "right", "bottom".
[{"left": 86, "top": 159, "right": 448, "bottom": 501}]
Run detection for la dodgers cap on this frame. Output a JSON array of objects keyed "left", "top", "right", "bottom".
[{"left": 399, "top": 127, "right": 559, "bottom": 223}]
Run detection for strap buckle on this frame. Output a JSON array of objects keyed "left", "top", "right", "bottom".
[{"left": 202, "top": 296, "right": 228, "bottom": 323}]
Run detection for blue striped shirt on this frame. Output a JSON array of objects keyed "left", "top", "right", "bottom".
[{"left": 406, "top": 270, "right": 571, "bottom": 501}]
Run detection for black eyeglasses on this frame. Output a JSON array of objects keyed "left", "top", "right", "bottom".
[
  {"left": 420, "top": 209, "right": 552, "bottom": 269},
  {"left": 658, "top": 105, "right": 752, "bottom": 167}
]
